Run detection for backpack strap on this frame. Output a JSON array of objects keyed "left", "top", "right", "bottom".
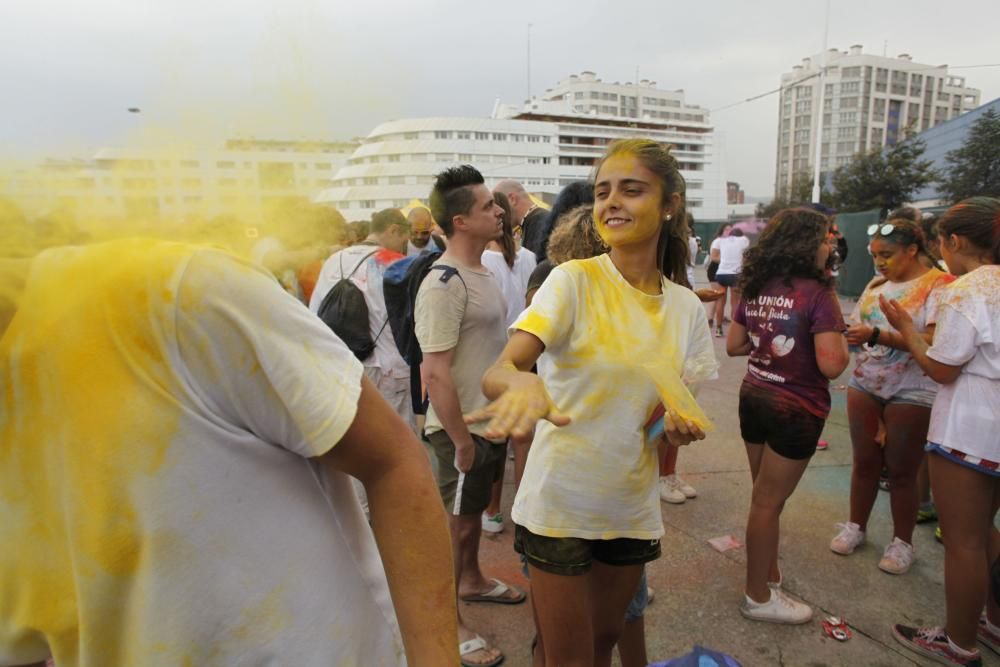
[{"left": 345, "top": 249, "right": 379, "bottom": 280}]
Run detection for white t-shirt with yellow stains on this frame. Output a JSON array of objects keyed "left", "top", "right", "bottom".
[
  {"left": 510, "top": 254, "right": 718, "bottom": 540},
  {"left": 0, "top": 240, "right": 405, "bottom": 666}
]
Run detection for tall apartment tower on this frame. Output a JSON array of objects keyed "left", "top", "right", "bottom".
[{"left": 774, "top": 45, "right": 980, "bottom": 197}]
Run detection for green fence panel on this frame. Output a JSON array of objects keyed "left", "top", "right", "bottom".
[{"left": 833, "top": 208, "right": 882, "bottom": 298}]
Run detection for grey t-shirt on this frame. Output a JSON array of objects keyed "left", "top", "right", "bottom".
[{"left": 415, "top": 258, "right": 507, "bottom": 440}]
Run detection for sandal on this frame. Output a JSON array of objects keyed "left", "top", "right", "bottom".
[
  {"left": 460, "top": 635, "right": 504, "bottom": 667},
  {"left": 460, "top": 578, "right": 526, "bottom": 605}
]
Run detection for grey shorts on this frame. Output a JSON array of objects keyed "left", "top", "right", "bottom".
[{"left": 426, "top": 430, "right": 506, "bottom": 516}]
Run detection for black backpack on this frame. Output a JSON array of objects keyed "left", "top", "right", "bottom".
[
  {"left": 317, "top": 248, "right": 386, "bottom": 361},
  {"left": 383, "top": 249, "right": 466, "bottom": 414}
]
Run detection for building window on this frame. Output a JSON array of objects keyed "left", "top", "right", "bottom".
[
  {"left": 840, "top": 97, "right": 859, "bottom": 109},
  {"left": 388, "top": 155, "right": 399, "bottom": 162},
  {"left": 458, "top": 154, "right": 472, "bottom": 161},
  {"left": 434, "top": 131, "right": 452, "bottom": 139},
  {"left": 361, "top": 200, "right": 375, "bottom": 209},
  {"left": 492, "top": 133, "right": 507, "bottom": 141},
  {"left": 404, "top": 132, "right": 418, "bottom": 140},
  {"left": 364, "top": 177, "right": 377, "bottom": 185},
  {"left": 389, "top": 176, "right": 404, "bottom": 185},
  {"left": 457, "top": 132, "right": 471, "bottom": 140},
  {"left": 475, "top": 132, "right": 490, "bottom": 140}
]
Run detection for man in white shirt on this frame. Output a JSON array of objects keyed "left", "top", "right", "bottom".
[
  {"left": 310, "top": 208, "right": 416, "bottom": 433},
  {"left": 0, "top": 239, "right": 457, "bottom": 667}
]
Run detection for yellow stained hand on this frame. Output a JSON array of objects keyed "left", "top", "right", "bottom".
[
  {"left": 662, "top": 408, "right": 706, "bottom": 447},
  {"left": 464, "top": 374, "right": 571, "bottom": 439}
]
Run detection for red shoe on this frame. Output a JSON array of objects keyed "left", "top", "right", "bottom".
[{"left": 816, "top": 440, "right": 829, "bottom": 451}]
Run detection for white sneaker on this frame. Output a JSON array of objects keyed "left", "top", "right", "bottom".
[
  {"left": 741, "top": 589, "right": 813, "bottom": 625},
  {"left": 830, "top": 522, "right": 865, "bottom": 555},
  {"left": 665, "top": 474, "right": 697, "bottom": 498},
  {"left": 481, "top": 512, "right": 504, "bottom": 534},
  {"left": 878, "top": 537, "right": 914, "bottom": 574},
  {"left": 659, "top": 476, "right": 686, "bottom": 504}
]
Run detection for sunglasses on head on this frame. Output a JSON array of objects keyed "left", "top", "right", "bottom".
[{"left": 867, "top": 223, "right": 899, "bottom": 237}]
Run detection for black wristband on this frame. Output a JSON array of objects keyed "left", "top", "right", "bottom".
[{"left": 867, "top": 326, "right": 881, "bottom": 347}]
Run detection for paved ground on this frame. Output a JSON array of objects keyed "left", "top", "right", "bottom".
[{"left": 452, "top": 286, "right": 998, "bottom": 667}]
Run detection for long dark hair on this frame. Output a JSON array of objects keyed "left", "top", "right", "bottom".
[
  {"left": 493, "top": 191, "right": 517, "bottom": 268},
  {"left": 592, "top": 138, "right": 690, "bottom": 287},
  {"left": 937, "top": 197, "right": 1000, "bottom": 264},
  {"left": 738, "top": 208, "right": 832, "bottom": 301}
]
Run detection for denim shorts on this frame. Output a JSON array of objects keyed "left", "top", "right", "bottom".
[
  {"left": 624, "top": 569, "right": 650, "bottom": 622},
  {"left": 848, "top": 377, "right": 936, "bottom": 408},
  {"left": 927, "top": 442, "right": 1000, "bottom": 478},
  {"left": 715, "top": 273, "right": 739, "bottom": 288}
]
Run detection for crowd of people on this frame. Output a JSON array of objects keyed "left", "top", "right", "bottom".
[{"left": 1, "top": 136, "right": 998, "bottom": 667}]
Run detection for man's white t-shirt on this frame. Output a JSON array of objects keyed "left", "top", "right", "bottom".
[
  {"left": 927, "top": 265, "right": 1000, "bottom": 461},
  {"left": 309, "top": 243, "right": 408, "bottom": 380},
  {"left": 0, "top": 240, "right": 405, "bottom": 666},
  {"left": 482, "top": 246, "right": 537, "bottom": 328},
  {"left": 716, "top": 235, "right": 750, "bottom": 275},
  {"left": 510, "top": 255, "right": 718, "bottom": 540}
]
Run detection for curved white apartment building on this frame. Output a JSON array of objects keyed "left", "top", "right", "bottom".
[{"left": 317, "top": 72, "right": 727, "bottom": 221}]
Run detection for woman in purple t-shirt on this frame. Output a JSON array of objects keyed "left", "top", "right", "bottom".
[{"left": 726, "top": 208, "right": 849, "bottom": 625}]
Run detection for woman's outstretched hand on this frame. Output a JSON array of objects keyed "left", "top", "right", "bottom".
[{"left": 464, "top": 372, "right": 571, "bottom": 440}]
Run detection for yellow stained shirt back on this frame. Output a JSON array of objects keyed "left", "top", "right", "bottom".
[{"left": 0, "top": 240, "right": 403, "bottom": 666}]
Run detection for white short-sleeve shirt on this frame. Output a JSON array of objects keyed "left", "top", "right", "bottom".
[
  {"left": 510, "top": 255, "right": 718, "bottom": 540},
  {"left": 0, "top": 240, "right": 405, "bottom": 666},
  {"left": 926, "top": 265, "right": 1000, "bottom": 461}
]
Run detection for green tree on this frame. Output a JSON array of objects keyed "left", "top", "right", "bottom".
[
  {"left": 937, "top": 108, "right": 1000, "bottom": 203},
  {"left": 830, "top": 138, "right": 937, "bottom": 212},
  {"left": 757, "top": 173, "right": 832, "bottom": 219}
]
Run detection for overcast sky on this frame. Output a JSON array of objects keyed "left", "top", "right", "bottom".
[{"left": 2, "top": 0, "right": 998, "bottom": 197}]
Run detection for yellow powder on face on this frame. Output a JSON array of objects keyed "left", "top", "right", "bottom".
[{"left": 0, "top": 240, "right": 193, "bottom": 661}]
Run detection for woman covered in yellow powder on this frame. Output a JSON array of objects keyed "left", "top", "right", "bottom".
[{"left": 466, "top": 139, "right": 718, "bottom": 667}]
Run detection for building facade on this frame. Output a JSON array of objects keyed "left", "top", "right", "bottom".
[
  {"left": 317, "top": 72, "right": 728, "bottom": 221},
  {"left": 1, "top": 139, "right": 357, "bottom": 221},
  {"left": 775, "top": 45, "right": 980, "bottom": 197},
  {"left": 910, "top": 97, "right": 1000, "bottom": 206}
]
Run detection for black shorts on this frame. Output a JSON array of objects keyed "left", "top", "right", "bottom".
[
  {"left": 707, "top": 261, "right": 720, "bottom": 283},
  {"left": 514, "top": 524, "right": 661, "bottom": 576},
  {"left": 738, "top": 381, "right": 826, "bottom": 460}
]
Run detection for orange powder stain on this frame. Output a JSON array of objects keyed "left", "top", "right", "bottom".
[{"left": 0, "top": 239, "right": 190, "bottom": 662}]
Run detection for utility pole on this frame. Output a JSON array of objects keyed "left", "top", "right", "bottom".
[
  {"left": 526, "top": 23, "right": 533, "bottom": 102},
  {"left": 811, "top": 0, "right": 831, "bottom": 203}
]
